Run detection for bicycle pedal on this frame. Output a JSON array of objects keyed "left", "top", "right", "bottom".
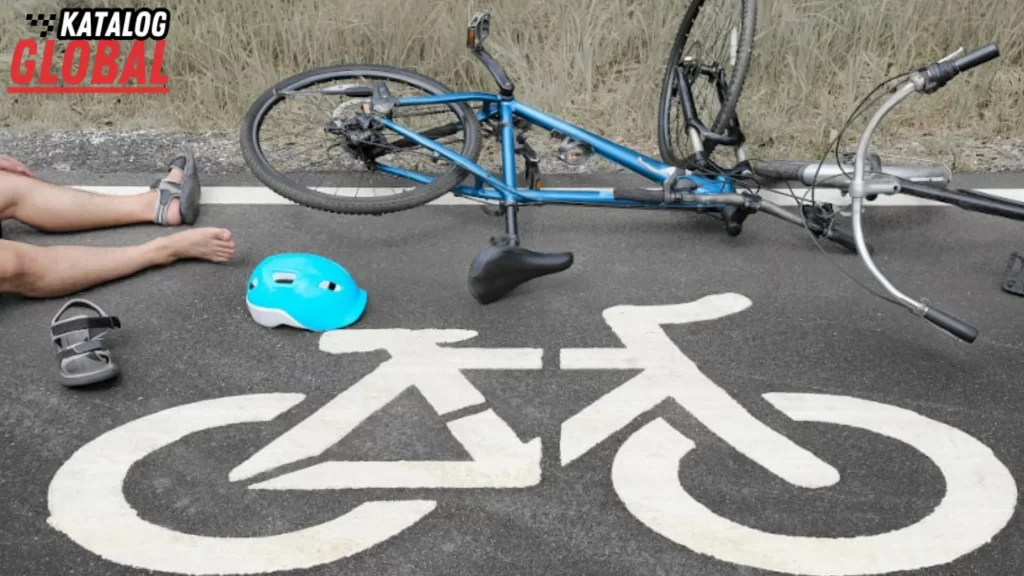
[{"left": 1002, "top": 251, "right": 1024, "bottom": 296}]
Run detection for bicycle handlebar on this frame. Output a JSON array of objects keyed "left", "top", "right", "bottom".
[
  {"left": 918, "top": 42, "right": 1000, "bottom": 93},
  {"left": 954, "top": 43, "right": 1000, "bottom": 74},
  {"left": 847, "top": 42, "right": 1000, "bottom": 343},
  {"left": 923, "top": 307, "right": 979, "bottom": 343}
]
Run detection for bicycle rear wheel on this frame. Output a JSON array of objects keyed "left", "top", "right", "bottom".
[
  {"left": 240, "top": 64, "right": 482, "bottom": 215},
  {"left": 657, "top": 0, "right": 757, "bottom": 166}
]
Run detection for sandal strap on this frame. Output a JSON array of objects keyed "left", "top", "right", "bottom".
[
  {"left": 153, "top": 179, "right": 182, "bottom": 225},
  {"left": 51, "top": 315, "right": 121, "bottom": 337},
  {"left": 50, "top": 298, "right": 109, "bottom": 324},
  {"left": 56, "top": 339, "right": 106, "bottom": 361}
]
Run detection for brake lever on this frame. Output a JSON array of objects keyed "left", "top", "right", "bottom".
[{"left": 937, "top": 46, "right": 965, "bottom": 63}]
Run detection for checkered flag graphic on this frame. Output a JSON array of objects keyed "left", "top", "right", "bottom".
[{"left": 26, "top": 13, "right": 58, "bottom": 38}]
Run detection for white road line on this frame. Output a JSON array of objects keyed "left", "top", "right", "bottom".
[{"left": 76, "top": 185, "right": 1024, "bottom": 207}]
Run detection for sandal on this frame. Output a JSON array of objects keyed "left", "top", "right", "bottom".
[
  {"left": 50, "top": 299, "right": 122, "bottom": 387},
  {"left": 152, "top": 150, "right": 201, "bottom": 226}
]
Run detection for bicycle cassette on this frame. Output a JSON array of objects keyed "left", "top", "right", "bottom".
[{"left": 1002, "top": 251, "right": 1024, "bottom": 296}]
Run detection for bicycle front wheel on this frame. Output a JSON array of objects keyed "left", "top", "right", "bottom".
[{"left": 657, "top": 0, "right": 757, "bottom": 166}]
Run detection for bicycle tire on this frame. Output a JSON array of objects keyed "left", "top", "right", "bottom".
[
  {"left": 240, "top": 64, "right": 482, "bottom": 215},
  {"left": 657, "top": 0, "right": 757, "bottom": 166}
]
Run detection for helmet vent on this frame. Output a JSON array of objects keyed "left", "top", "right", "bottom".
[
  {"left": 272, "top": 272, "right": 296, "bottom": 285},
  {"left": 319, "top": 280, "right": 342, "bottom": 292}
]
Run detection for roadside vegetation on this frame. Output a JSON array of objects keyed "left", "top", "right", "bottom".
[{"left": 2, "top": 0, "right": 1021, "bottom": 166}]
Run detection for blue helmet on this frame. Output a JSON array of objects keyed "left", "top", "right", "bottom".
[{"left": 246, "top": 253, "right": 367, "bottom": 331}]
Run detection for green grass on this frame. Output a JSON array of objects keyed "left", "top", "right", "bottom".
[{"left": 1, "top": 0, "right": 1021, "bottom": 164}]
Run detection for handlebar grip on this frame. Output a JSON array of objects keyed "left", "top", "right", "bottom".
[
  {"left": 923, "top": 307, "right": 979, "bottom": 343},
  {"left": 953, "top": 42, "right": 1000, "bottom": 73},
  {"left": 919, "top": 42, "right": 999, "bottom": 93}
]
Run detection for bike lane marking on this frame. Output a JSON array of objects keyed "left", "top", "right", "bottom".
[
  {"left": 559, "top": 294, "right": 839, "bottom": 488},
  {"left": 43, "top": 296, "right": 1021, "bottom": 576},
  {"left": 252, "top": 408, "right": 541, "bottom": 489},
  {"left": 612, "top": 394, "right": 1018, "bottom": 576},
  {"left": 231, "top": 329, "right": 543, "bottom": 489},
  {"left": 46, "top": 394, "right": 438, "bottom": 575},
  {"left": 48, "top": 329, "right": 545, "bottom": 575}
]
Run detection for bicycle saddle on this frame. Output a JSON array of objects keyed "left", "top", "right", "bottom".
[{"left": 468, "top": 242, "right": 574, "bottom": 304}]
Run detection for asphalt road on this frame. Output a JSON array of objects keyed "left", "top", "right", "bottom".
[{"left": 2, "top": 196, "right": 1024, "bottom": 576}]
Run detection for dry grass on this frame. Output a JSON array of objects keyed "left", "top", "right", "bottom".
[{"left": 1, "top": 0, "right": 1021, "bottom": 163}]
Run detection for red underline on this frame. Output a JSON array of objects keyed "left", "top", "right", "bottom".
[{"left": 7, "top": 86, "right": 169, "bottom": 94}]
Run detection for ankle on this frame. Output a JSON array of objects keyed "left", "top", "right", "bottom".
[
  {"left": 140, "top": 190, "right": 159, "bottom": 220},
  {"left": 146, "top": 236, "right": 178, "bottom": 265},
  {"left": 148, "top": 189, "right": 182, "bottom": 226}
]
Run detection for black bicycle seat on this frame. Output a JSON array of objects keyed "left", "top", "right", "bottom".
[
  {"left": 1003, "top": 252, "right": 1024, "bottom": 296},
  {"left": 468, "top": 243, "right": 573, "bottom": 304}
]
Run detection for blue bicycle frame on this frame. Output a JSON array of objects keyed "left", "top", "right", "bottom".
[{"left": 372, "top": 92, "right": 736, "bottom": 208}]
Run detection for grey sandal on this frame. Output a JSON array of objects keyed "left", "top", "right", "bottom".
[
  {"left": 50, "top": 299, "right": 122, "bottom": 387},
  {"left": 153, "top": 150, "right": 201, "bottom": 225}
]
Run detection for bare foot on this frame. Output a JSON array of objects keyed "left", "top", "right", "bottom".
[
  {"left": 155, "top": 228, "right": 235, "bottom": 264},
  {"left": 152, "top": 165, "right": 185, "bottom": 226}
]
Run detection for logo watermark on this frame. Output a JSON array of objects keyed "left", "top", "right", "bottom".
[{"left": 9, "top": 8, "right": 170, "bottom": 94}]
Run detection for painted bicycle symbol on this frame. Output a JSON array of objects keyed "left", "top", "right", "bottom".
[{"left": 47, "top": 293, "right": 1018, "bottom": 575}]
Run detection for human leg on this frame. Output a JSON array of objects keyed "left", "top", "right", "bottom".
[
  {"left": 0, "top": 155, "right": 196, "bottom": 232},
  {"left": 0, "top": 228, "right": 234, "bottom": 299}
]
